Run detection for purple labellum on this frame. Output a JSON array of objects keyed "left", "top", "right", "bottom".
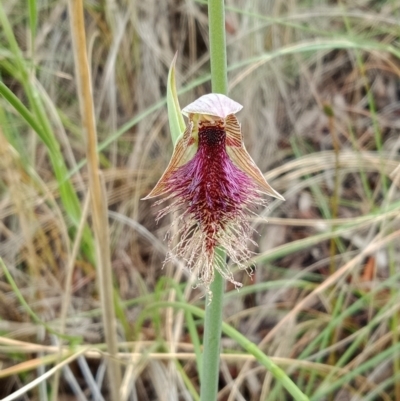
[{"left": 144, "top": 94, "right": 284, "bottom": 290}]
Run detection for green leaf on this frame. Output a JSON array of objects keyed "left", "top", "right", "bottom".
[{"left": 167, "top": 52, "right": 185, "bottom": 145}]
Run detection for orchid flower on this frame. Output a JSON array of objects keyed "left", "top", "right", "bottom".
[{"left": 145, "top": 93, "right": 284, "bottom": 290}]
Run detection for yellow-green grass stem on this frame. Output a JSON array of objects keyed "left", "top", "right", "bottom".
[{"left": 67, "top": 0, "right": 121, "bottom": 398}]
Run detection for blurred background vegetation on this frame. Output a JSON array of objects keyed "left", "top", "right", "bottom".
[{"left": 1, "top": 0, "right": 400, "bottom": 400}]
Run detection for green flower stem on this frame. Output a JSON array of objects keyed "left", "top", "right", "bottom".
[
  {"left": 200, "top": 0, "right": 228, "bottom": 399},
  {"left": 200, "top": 249, "right": 225, "bottom": 400},
  {"left": 208, "top": 0, "right": 228, "bottom": 95}
]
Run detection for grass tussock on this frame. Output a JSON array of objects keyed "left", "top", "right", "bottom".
[{"left": 0, "top": 0, "right": 400, "bottom": 400}]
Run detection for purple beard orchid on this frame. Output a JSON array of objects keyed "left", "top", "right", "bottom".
[{"left": 144, "top": 94, "right": 284, "bottom": 290}]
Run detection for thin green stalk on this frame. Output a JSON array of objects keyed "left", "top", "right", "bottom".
[
  {"left": 323, "top": 104, "right": 339, "bottom": 277},
  {"left": 208, "top": 0, "right": 228, "bottom": 95},
  {"left": 0, "top": 81, "right": 42, "bottom": 135},
  {"left": 200, "top": 257, "right": 224, "bottom": 400},
  {"left": 28, "top": 0, "right": 37, "bottom": 54},
  {"left": 199, "top": 1, "right": 227, "bottom": 399}
]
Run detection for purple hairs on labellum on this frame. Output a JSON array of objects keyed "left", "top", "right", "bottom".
[{"left": 144, "top": 94, "right": 284, "bottom": 290}]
